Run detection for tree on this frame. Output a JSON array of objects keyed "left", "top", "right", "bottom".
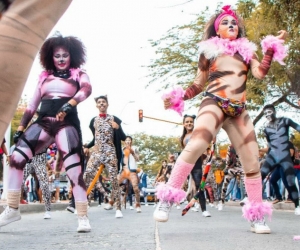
[
  {"left": 146, "top": 1, "right": 300, "bottom": 125},
  {"left": 130, "top": 133, "right": 182, "bottom": 178}
]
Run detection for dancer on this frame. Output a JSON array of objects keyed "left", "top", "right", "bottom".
[
  {"left": 218, "top": 145, "right": 247, "bottom": 210},
  {"left": 181, "top": 114, "right": 211, "bottom": 217},
  {"left": 260, "top": 104, "right": 300, "bottom": 215},
  {"left": 0, "top": 0, "right": 72, "bottom": 140},
  {"left": 118, "top": 136, "right": 142, "bottom": 212},
  {"left": 154, "top": 5, "right": 288, "bottom": 234},
  {"left": 83, "top": 95, "right": 126, "bottom": 218},
  {"left": 0, "top": 34, "right": 92, "bottom": 233}
]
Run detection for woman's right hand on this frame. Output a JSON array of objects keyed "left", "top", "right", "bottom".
[{"left": 163, "top": 98, "right": 173, "bottom": 109}]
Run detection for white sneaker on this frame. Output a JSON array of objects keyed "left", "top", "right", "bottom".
[
  {"left": 191, "top": 207, "right": 199, "bottom": 212},
  {"left": 153, "top": 201, "right": 172, "bottom": 222},
  {"left": 0, "top": 206, "right": 21, "bottom": 227},
  {"left": 77, "top": 215, "right": 91, "bottom": 233},
  {"left": 239, "top": 197, "right": 248, "bottom": 207},
  {"left": 295, "top": 206, "right": 300, "bottom": 215},
  {"left": 55, "top": 200, "right": 61, "bottom": 203},
  {"left": 115, "top": 209, "right": 123, "bottom": 218},
  {"left": 176, "top": 205, "right": 181, "bottom": 210},
  {"left": 195, "top": 203, "right": 200, "bottom": 209},
  {"left": 136, "top": 207, "right": 142, "bottom": 213},
  {"left": 104, "top": 203, "right": 113, "bottom": 210},
  {"left": 43, "top": 211, "right": 51, "bottom": 219},
  {"left": 145, "top": 204, "right": 149, "bottom": 206},
  {"left": 202, "top": 211, "right": 211, "bottom": 217},
  {"left": 209, "top": 203, "right": 215, "bottom": 208},
  {"left": 251, "top": 219, "right": 271, "bottom": 234},
  {"left": 66, "top": 206, "right": 75, "bottom": 213},
  {"left": 129, "top": 206, "right": 134, "bottom": 210},
  {"left": 74, "top": 209, "right": 77, "bottom": 215},
  {"left": 218, "top": 203, "right": 224, "bottom": 211},
  {"left": 98, "top": 204, "right": 102, "bottom": 207}
]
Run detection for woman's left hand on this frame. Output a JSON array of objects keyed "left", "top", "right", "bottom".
[
  {"left": 163, "top": 97, "right": 173, "bottom": 109},
  {"left": 276, "top": 30, "right": 288, "bottom": 41}
]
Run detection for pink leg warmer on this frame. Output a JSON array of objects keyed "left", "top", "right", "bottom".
[
  {"left": 156, "top": 158, "right": 194, "bottom": 203},
  {"left": 242, "top": 177, "right": 272, "bottom": 221}
]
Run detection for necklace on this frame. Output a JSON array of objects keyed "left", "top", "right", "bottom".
[{"left": 53, "top": 70, "right": 71, "bottom": 79}]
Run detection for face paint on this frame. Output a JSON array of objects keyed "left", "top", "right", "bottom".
[
  {"left": 264, "top": 108, "right": 276, "bottom": 122},
  {"left": 53, "top": 46, "right": 70, "bottom": 71},
  {"left": 217, "top": 16, "right": 238, "bottom": 40},
  {"left": 96, "top": 98, "right": 108, "bottom": 113},
  {"left": 125, "top": 138, "right": 132, "bottom": 146}
]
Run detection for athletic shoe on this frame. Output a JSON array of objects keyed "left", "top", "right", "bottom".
[
  {"left": 145, "top": 204, "right": 149, "bottom": 206},
  {"left": 176, "top": 205, "right": 181, "bottom": 210},
  {"left": 295, "top": 206, "right": 300, "bottom": 215},
  {"left": 272, "top": 199, "right": 283, "bottom": 204},
  {"left": 191, "top": 207, "right": 199, "bottom": 212},
  {"left": 153, "top": 201, "right": 172, "bottom": 222},
  {"left": 115, "top": 209, "right": 123, "bottom": 218},
  {"left": 43, "top": 211, "right": 51, "bottom": 219},
  {"left": 202, "top": 211, "right": 211, "bottom": 217},
  {"left": 217, "top": 203, "right": 223, "bottom": 211},
  {"left": 74, "top": 209, "right": 77, "bottom": 215},
  {"left": 239, "top": 197, "right": 248, "bottom": 207},
  {"left": 98, "top": 204, "right": 102, "bottom": 207},
  {"left": 54, "top": 200, "right": 61, "bottom": 203},
  {"left": 66, "top": 206, "right": 75, "bottom": 213},
  {"left": 104, "top": 203, "right": 113, "bottom": 210},
  {"left": 195, "top": 203, "right": 200, "bottom": 209},
  {"left": 77, "top": 215, "right": 91, "bottom": 233},
  {"left": 208, "top": 203, "right": 215, "bottom": 208},
  {"left": 0, "top": 206, "right": 21, "bottom": 227},
  {"left": 20, "top": 200, "right": 28, "bottom": 205},
  {"left": 129, "top": 206, "right": 134, "bottom": 210},
  {"left": 251, "top": 219, "right": 271, "bottom": 234},
  {"left": 136, "top": 207, "right": 142, "bottom": 213}
]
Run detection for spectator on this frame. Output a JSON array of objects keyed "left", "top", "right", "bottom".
[{"left": 138, "top": 169, "right": 148, "bottom": 206}]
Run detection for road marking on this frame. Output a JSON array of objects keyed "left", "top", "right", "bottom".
[{"left": 155, "top": 221, "right": 161, "bottom": 250}]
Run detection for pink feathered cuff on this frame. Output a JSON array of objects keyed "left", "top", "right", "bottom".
[
  {"left": 162, "top": 86, "right": 185, "bottom": 116},
  {"left": 242, "top": 200, "right": 272, "bottom": 222},
  {"left": 155, "top": 182, "right": 186, "bottom": 203},
  {"left": 261, "top": 35, "right": 288, "bottom": 65}
]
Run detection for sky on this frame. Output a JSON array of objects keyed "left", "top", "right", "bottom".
[{"left": 21, "top": 0, "right": 239, "bottom": 143}]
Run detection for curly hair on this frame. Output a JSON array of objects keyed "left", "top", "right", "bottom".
[
  {"left": 39, "top": 33, "right": 86, "bottom": 71},
  {"left": 202, "top": 9, "right": 245, "bottom": 41}
]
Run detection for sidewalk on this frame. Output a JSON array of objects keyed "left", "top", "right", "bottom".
[{"left": 0, "top": 199, "right": 295, "bottom": 214}]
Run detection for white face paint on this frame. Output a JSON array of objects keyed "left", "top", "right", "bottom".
[{"left": 264, "top": 108, "right": 275, "bottom": 122}]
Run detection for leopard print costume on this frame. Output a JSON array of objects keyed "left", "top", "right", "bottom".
[
  {"left": 22, "top": 151, "right": 51, "bottom": 211},
  {"left": 83, "top": 115, "right": 122, "bottom": 210}
]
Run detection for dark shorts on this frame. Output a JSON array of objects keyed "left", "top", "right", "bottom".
[{"left": 203, "top": 92, "right": 246, "bottom": 117}]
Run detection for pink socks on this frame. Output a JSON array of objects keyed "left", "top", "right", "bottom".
[
  {"left": 242, "top": 177, "right": 272, "bottom": 221},
  {"left": 156, "top": 158, "right": 194, "bottom": 203}
]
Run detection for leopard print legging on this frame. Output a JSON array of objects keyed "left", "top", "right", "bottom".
[{"left": 22, "top": 152, "right": 51, "bottom": 211}]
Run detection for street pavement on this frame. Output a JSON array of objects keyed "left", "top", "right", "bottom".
[{"left": 0, "top": 200, "right": 300, "bottom": 250}]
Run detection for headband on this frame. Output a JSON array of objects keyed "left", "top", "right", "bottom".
[{"left": 214, "top": 5, "right": 238, "bottom": 32}]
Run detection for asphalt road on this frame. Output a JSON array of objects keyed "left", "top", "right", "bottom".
[{"left": 0, "top": 203, "right": 299, "bottom": 250}]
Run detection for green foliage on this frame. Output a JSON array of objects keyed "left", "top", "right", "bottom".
[{"left": 129, "top": 133, "right": 181, "bottom": 178}]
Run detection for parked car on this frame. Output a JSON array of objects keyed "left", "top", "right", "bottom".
[{"left": 140, "top": 185, "right": 155, "bottom": 203}]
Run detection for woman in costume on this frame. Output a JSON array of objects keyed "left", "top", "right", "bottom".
[
  {"left": 154, "top": 5, "right": 288, "bottom": 234},
  {"left": 0, "top": 34, "right": 92, "bottom": 233},
  {"left": 181, "top": 114, "right": 211, "bottom": 217},
  {"left": 118, "top": 136, "right": 142, "bottom": 213}
]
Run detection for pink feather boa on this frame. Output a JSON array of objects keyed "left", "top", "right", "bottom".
[
  {"left": 155, "top": 182, "right": 186, "bottom": 203},
  {"left": 198, "top": 37, "right": 257, "bottom": 64},
  {"left": 161, "top": 86, "right": 185, "bottom": 116},
  {"left": 261, "top": 35, "right": 288, "bottom": 65},
  {"left": 242, "top": 200, "right": 272, "bottom": 222},
  {"left": 38, "top": 68, "right": 81, "bottom": 83}
]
